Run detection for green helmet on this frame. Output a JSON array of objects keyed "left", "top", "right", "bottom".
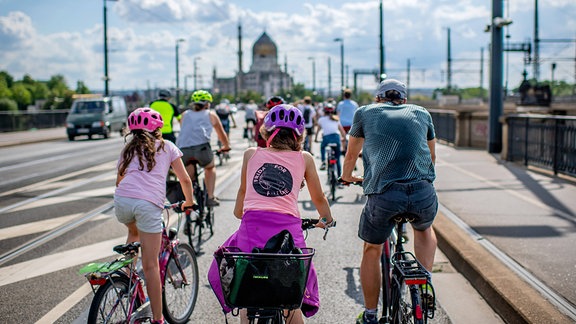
[{"left": 191, "top": 90, "right": 213, "bottom": 103}]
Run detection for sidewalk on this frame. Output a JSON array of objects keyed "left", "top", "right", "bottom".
[
  {"left": 1, "top": 128, "right": 574, "bottom": 322},
  {"left": 0, "top": 127, "right": 67, "bottom": 148}
]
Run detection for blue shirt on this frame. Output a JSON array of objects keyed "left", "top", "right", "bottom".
[
  {"left": 348, "top": 102, "right": 436, "bottom": 195},
  {"left": 336, "top": 99, "right": 359, "bottom": 127}
]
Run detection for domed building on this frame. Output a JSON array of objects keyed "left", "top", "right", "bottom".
[{"left": 212, "top": 31, "right": 293, "bottom": 100}]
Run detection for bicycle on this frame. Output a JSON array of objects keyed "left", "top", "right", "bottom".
[
  {"left": 338, "top": 179, "right": 436, "bottom": 324},
  {"left": 215, "top": 218, "right": 335, "bottom": 324},
  {"left": 245, "top": 124, "right": 256, "bottom": 147},
  {"left": 214, "top": 148, "right": 230, "bottom": 166},
  {"left": 183, "top": 156, "right": 216, "bottom": 253},
  {"left": 79, "top": 202, "right": 199, "bottom": 324},
  {"left": 325, "top": 143, "right": 340, "bottom": 202}
]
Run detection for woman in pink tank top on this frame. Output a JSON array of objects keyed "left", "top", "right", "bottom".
[{"left": 208, "top": 105, "right": 334, "bottom": 323}]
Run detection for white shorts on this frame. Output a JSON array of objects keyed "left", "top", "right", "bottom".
[{"left": 114, "top": 196, "right": 163, "bottom": 233}]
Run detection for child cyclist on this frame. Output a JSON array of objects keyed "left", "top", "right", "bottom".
[
  {"left": 114, "top": 108, "right": 195, "bottom": 324},
  {"left": 208, "top": 104, "right": 335, "bottom": 324}
]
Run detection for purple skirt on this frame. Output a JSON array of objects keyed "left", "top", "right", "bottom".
[{"left": 207, "top": 210, "right": 320, "bottom": 317}]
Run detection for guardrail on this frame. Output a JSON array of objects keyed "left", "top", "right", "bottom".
[
  {"left": 504, "top": 114, "right": 576, "bottom": 177},
  {"left": 0, "top": 111, "right": 69, "bottom": 132}
]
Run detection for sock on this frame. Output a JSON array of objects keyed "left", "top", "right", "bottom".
[{"left": 364, "top": 308, "right": 378, "bottom": 320}]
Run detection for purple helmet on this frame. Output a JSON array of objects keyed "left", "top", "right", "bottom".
[{"left": 264, "top": 104, "right": 305, "bottom": 136}]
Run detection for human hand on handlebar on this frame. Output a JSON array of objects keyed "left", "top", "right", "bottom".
[{"left": 338, "top": 176, "right": 363, "bottom": 186}]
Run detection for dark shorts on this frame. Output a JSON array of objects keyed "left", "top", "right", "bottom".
[
  {"left": 180, "top": 142, "right": 214, "bottom": 167},
  {"left": 359, "top": 180, "right": 438, "bottom": 244},
  {"left": 306, "top": 127, "right": 314, "bottom": 136}
]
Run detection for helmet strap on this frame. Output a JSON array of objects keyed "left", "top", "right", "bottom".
[{"left": 266, "top": 129, "right": 281, "bottom": 148}]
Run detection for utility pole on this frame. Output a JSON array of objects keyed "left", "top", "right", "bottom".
[
  {"left": 447, "top": 27, "right": 452, "bottom": 91},
  {"left": 379, "top": 0, "right": 385, "bottom": 80},
  {"left": 489, "top": 0, "right": 506, "bottom": 153},
  {"left": 175, "top": 38, "right": 185, "bottom": 108},
  {"left": 480, "top": 47, "right": 485, "bottom": 100},
  {"left": 102, "top": 0, "right": 117, "bottom": 96},
  {"left": 533, "top": 0, "right": 540, "bottom": 81},
  {"left": 328, "top": 57, "right": 332, "bottom": 98},
  {"left": 406, "top": 58, "right": 411, "bottom": 99}
]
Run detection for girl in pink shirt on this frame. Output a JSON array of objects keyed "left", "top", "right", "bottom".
[
  {"left": 208, "top": 104, "right": 334, "bottom": 324},
  {"left": 115, "top": 108, "right": 195, "bottom": 324}
]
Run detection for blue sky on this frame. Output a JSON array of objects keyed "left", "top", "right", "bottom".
[{"left": 1, "top": 0, "right": 574, "bottom": 94}]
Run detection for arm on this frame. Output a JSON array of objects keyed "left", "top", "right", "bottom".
[
  {"left": 210, "top": 111, "right": 231, "bottom": 150},
  {"left": 341, "top": 136, "right": 364, "bottom": 183},
  {"left": 427, "top": 138, "right": 436, "bottom": 165},
  {"left": 171, "top": 158, "right": 196, "bottom": 209},
  {"left": 303, "top": 152, "right": 334, "bottom": 226},
  {"left": 233, "top": 148, "right": 256, "bottom": 218}
]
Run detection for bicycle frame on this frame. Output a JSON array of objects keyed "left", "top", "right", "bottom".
[{"left": 326, "top": 144, "right": 339, "bottom": 201}]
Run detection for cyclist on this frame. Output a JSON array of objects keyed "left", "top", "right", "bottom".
[
  {"left": 315, "top": 103, "right": 346, "bottom": 174},
  {"left": 176, "top": 90, "right": 230, "bottom": 207},
  {"left": 298, "top": 96, "right": 316, "bottom": 155},
  {"left": 214, "top": 99, "right": 235, "bottom": 146},
  {"left": 243, "top": 99, "right": 257, "bottom": 139},
  {"left": 254, "top": 95, "right": 285, "bottom": 148},
  {"left": 149, "top": 89, "right": 180, "bottom": 143},
  {"left": 208, "top": 104, "right": 334, "bottom": 324},
  {"left": 114, "top": 107, "right": 195, "bottom": 324},
  {"left": 336, "top": 88, "right": 358, "bottom": 134},
  {"left": 340, "top": 79, "right": 438, "bottom": 324}
]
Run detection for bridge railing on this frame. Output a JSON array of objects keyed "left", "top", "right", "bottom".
[
  {"left": 504, "top": 114, "right": 576, "bottom": 177},
  {"left": 0, "top": 111, "right": 69, "bottom": 132}
]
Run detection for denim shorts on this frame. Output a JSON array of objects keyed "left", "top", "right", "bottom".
[
  {"left": 358, "top": 180, "right": 438, "bottom": 244},
  {"left": 114, "top": 196, "right": 163, "bottom": 233}
]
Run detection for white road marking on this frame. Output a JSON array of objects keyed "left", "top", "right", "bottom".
[{"left": 34, "top": 282, "right": 93, "bottom": 324}]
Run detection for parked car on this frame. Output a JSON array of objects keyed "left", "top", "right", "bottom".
[{"left": 65, "top": 95, "right": 127, "bottom": 141}]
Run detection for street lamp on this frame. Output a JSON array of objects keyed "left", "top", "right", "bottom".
[
  {"left": 333, "top": 38, "right": 344, "bottom": 97},
  {"left": 307, "top": 57, "right": 316, "bottom": 92},
  {"left": 103, "top": 0, "right": 118, "bottom": 96},
  {"left": 175, "top": 38, "right": 185, "bottom": 108},
  {"left": 193, "top": 57, "right": 202, "bottom": 91}
]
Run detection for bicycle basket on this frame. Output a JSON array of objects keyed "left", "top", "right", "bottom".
[{"left": 216, "top": 247, "right": 315, "bottom": 310}]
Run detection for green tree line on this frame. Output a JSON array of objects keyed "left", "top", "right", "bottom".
[{"left": 0, "top": 71, "right": 90, "bottom": 111}]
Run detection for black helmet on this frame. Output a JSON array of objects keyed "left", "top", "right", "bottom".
[
  {"left": 265, "top": 96, "right": 285, "bottom": 109},
  {"left": 158, "top": 89, "right": 171, "bottom": 98}
]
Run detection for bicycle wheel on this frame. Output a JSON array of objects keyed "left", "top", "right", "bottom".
[
  {"left": 87, "top": 274, "right": 138, "bottom": 324},
  {"left": 162, "top": 243, "right": 199, "bottom": 324},
  {"left": 328, "top": 165, "right": 337, "bottom": 201},
  {"left": 391, "top": 280, "right": 425, "bottom": 324},
  {"left": 381, "top": 240, "right": 394, "bottom": 322}
]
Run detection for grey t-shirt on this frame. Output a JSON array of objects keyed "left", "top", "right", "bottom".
[{"left": 348, "top": 102, "right": 436, "bottom": 195}]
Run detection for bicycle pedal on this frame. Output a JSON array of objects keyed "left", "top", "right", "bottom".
[{"left": 132, "top": 300, "right": 152, "bottom": 321}]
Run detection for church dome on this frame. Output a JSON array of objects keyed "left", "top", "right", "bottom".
[{"left": 253, "top": 32, "right": 277, "bottom": 57}]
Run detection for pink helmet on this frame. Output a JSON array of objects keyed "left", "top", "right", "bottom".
[
  {"left": 128, "top": 108, "right": 164, "bottom": 132},
  {"left": 264, "top": 104, "right": 305, "bottom": 136}
]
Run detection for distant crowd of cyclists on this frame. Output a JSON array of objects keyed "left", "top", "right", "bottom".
[{"left": 114, "top": 79, "right": 438, "bottom": 324}]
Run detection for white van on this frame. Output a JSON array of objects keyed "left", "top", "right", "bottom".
[{"left": 65, "top": 95, "right": 127, "bottom": 141}]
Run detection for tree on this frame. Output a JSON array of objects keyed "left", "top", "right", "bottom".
[
  {"left": 0, "top": 71, "right": 14, "bottom": 88},
  {"left": 75, "top": 81, "right": 90, "bottom": 94},
  {"left": 11, "top": 83, "right": 32, "bottom": 109},
  {"left": 0, "top": 98, "right": 18, "bottom": 111},
  {"left": 0, "top": 78, "right": 12, "bottom": 99},
  {"left": 47, "top": 74, "right": 69, "bottom": 97}
]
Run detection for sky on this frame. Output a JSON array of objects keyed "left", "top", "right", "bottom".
[{"left": 1, "top": 0, "right": 575, "bottom": 95}]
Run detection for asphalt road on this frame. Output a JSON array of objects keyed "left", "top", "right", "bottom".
[{"left": 0, "top": 111, "right": 514, "bottom": 323}]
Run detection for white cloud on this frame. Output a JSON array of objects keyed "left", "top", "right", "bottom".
[{"left": 0, "top": 11, "right": 35, "bottom": 49}]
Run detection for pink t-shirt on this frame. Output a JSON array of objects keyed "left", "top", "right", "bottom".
[
  {"left": 243, "top": 148, "right": 306, "bottom": 218},
  {"left": 115, "top": 140, "right": 182, "bottom": 207}
]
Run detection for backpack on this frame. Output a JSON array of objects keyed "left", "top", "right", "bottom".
[{"left": 303, "top": 106, "right": 311, "bottom": 124}]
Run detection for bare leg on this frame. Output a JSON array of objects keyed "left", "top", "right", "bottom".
[
  {"left": 360, "top": 242, "right": 382, "bottom": 309},
  {"left": 140, "top": 231, "right": 163, "bottom": 321},
  {"left": 204, "top": 162, "right": 216, "bottom": 198},
  {"left": 285, "top": 309, "right": 304, "bottom": 324},
  {"left": 412, "top": 226, "right": 437, "bottom": 271}
]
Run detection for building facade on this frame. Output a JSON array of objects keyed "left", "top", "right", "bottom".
[{"left": 213, "top": 32, "right": 293, "bottom": 100}]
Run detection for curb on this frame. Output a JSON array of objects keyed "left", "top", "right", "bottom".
[{"left": 433, "top": 212, "right": 571, "bottom": 323}]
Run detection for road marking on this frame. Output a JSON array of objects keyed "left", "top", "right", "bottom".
[
  {"left": 9, "top": 187, "right": 115, "bottom": 212},
  {"left": 35, "top": 282, "right": 92, "bottom": 324},
  {"left": 0, "top": 213, "right": 80, "bottom": 240}
]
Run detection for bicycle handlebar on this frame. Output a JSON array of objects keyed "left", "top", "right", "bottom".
[
  {"left": 337, "top": 177, "right": 363, "bottom": 186},
  {"left": 164, "top": 201, "right": 199, "bottom": 213},
  {"left": 301, "top": 218, "right": 336, "bottom": 240}
]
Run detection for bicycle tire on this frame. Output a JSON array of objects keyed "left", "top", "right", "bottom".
[
  {"left": 381, "top": 240, "right": 394, "bottom": 322},
  {"left": 329, "top": 166, "right": 337, "bottom": 201},
  {"left": 87, "top": 273, "right": 137, "bottom": 324},
  {"left": 391, "top": 280, "right": 425, "bottom": 324},
  {"left": 162, "top": 243, "right": 199, "bottom": 324}
]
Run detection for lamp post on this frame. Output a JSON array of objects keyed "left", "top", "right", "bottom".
[
  {"left": 333, "top": 38, "right": 344, "bottom": 97},
  {"left": 184, "top": 74, "right": 192, "bottom": 104},
  {"left": 193, "top": 57, "right": 202, "bottom": 91},
  {"left": 103, "top": 0, "right": 118, "bottom": 96},
  {"left": 307, "top": 57, "right": 316, "bottom": 92},
  {"left": 175, "top": 38, "right": 185, "bottom": 108}
]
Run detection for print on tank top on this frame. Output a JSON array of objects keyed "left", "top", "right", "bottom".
[{"left": 252, "top": 163, "right": 293, "bottom": 197}]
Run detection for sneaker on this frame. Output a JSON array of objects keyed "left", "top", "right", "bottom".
[
  {"left": 420, "top": 283, "right": 436, "bottom": 312},
  {"left": 355, "top": 311, "right": 379, "bottom": 324},
  {"left": 206, "top": 196, "right": 220, "bottom": 207},
  {"left": 319, "top": 162, "right": 326, "bottom": 170}
]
